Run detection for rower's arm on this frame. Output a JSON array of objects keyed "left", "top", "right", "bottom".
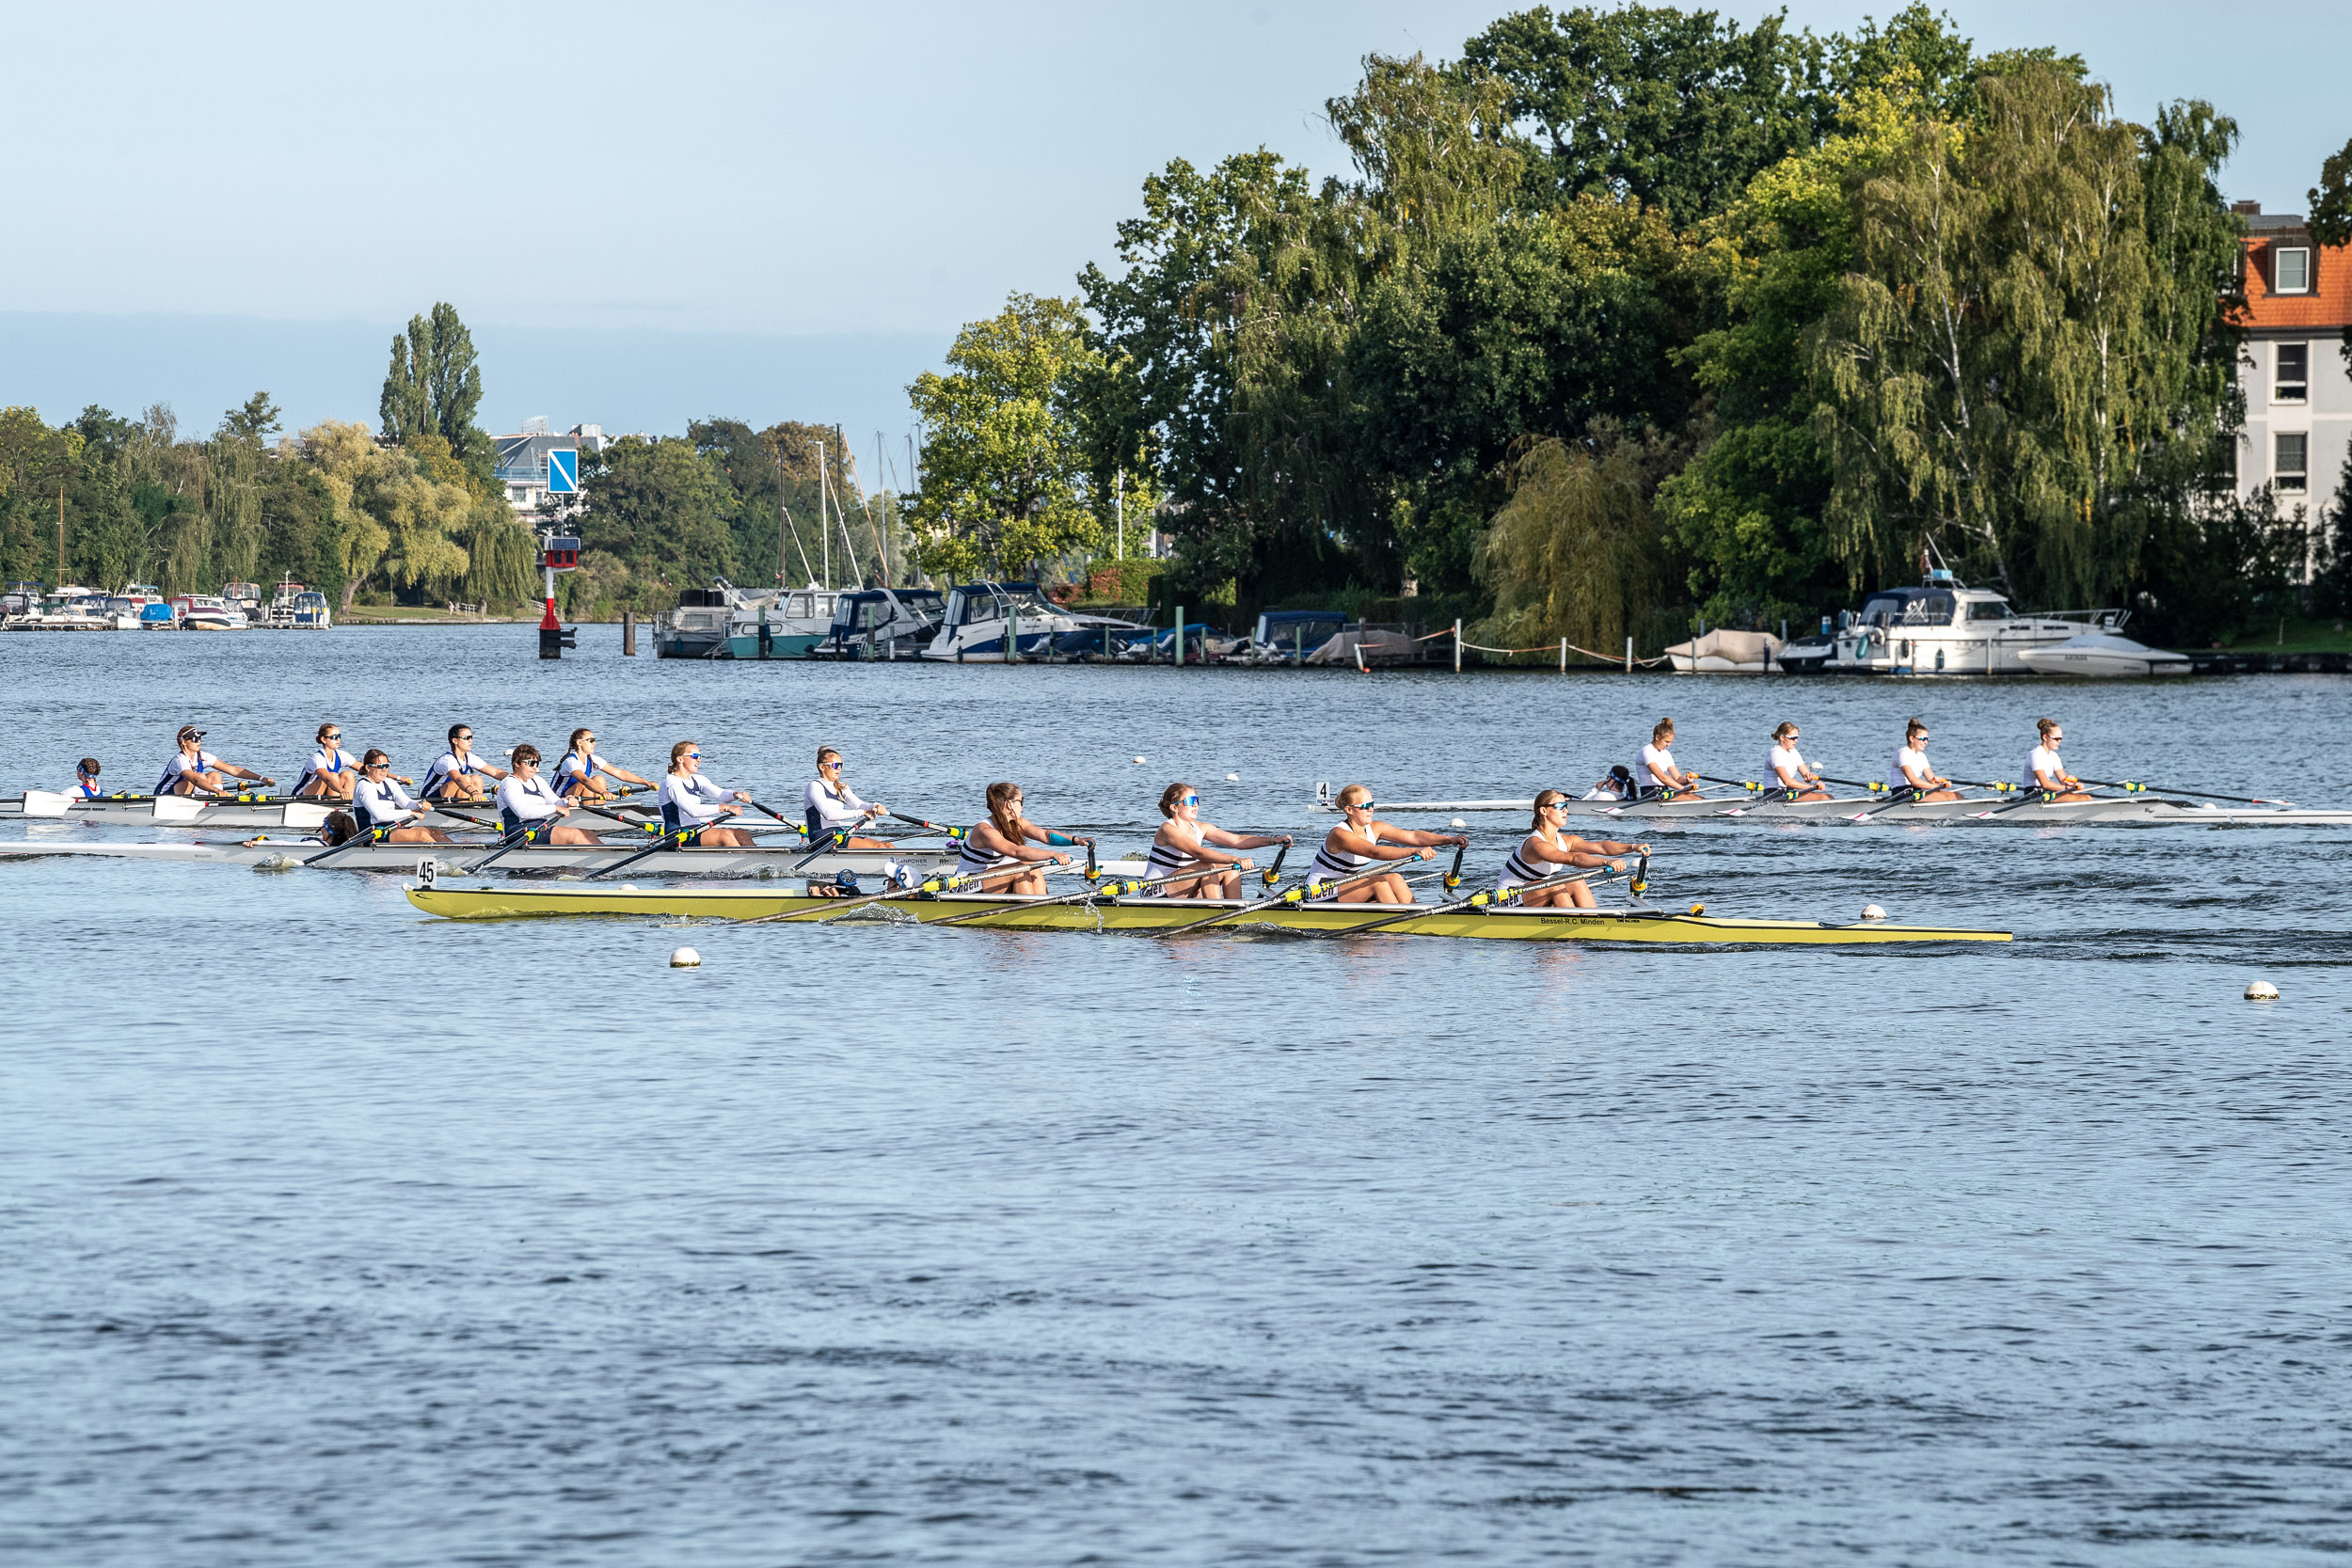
[
  {"left": 1333, "top": 826, "right": 1432, "bottom": 863},
  {"left": 1375, "top": 821, "right": 1468, "bottom": 848}
]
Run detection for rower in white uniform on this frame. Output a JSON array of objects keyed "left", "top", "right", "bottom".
[
  {"left": 71, "top": 757, "right": 104, "bottom": 799},
  {"left": 496, "top": 745, "right": 599, "bottom": 845},
  {"left": 1886, "top": 717, "right": 1961, "bottom": 802},
  {"left": 1498, "top": 791, "right": 1648, "bottom": 908},
  {"left": 1765, "top": 722, "right": 1829, "bottom": 801},
  {"left": 1581, "top": 765, "right": 1636, "bottom": 801},
  {"left": 657, "top": 740, "right": 756, "bottom": 847},
  {"left": 1306, "top": 784, "right": 1467, "bottom": 904},
  {"left": 552, "top": 728, "right": 653, "bottom": 802},
  {"left": 805, "top": 747, "right": 891, "bottom": 849},
  {"left": 293, "top": 722, "right": 364, "bottom": 800},
  {"left": 1634, "top": 718, "right": 1700, "bottom": 801},
  {"left": 352, "top": 750, "right": 452, "bottom": 844},
  {"left": 2023, "top": 717, "right": 2090, "bottom": 802},
  {"left": 955, "top": 782, "right": 1092, "bottom": 895},
  {"left": 420, "top": 723, "right": 508, "bottom": 803},
  {"left": 1143, "top": 782, "right": 1290, "bottom": 899},
  {"left": 156, "top": 725, "right": 275, "bottom": 797}
]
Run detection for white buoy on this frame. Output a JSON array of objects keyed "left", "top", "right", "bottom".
[
  {"left": 1133, "top": 755, "right": 1146, "bottom": 765},
  {"left": 1860, "top": 903, "right": 1888, "bottom": 921},
  {"left": 670, "top": 946, "right": 702, "bottom": 969},
  {"left": 1452, "top": 818, "right": 1468, "bottom": 829},
  {"left": 2246, "top": 979, "right": 2280, "bottom": 1001},
  {"left": 1226, "top": 772, "right": 1239, "bottom": 782}
]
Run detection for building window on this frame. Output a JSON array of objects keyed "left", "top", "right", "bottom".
[
  {"left": 2276, "top": 342, "right": 2310, "bottom": 403},
  {"left": 2276, "top": 432, "right": 2309, "bottom": 492},
  {"left": 2274, "top": 246, "right": 2312, "bottom": 293}
]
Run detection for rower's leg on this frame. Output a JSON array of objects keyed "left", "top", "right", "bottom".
[
  {"left": 1564, "top": 880, "right": 1597, "bottom": 909},
  {"left": 548, "top": 824, "right": 599, "bottom": 846}
]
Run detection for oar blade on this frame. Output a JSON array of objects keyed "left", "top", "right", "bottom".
[
  {"left": 152, "top": 795, "right": 207, "bottom": 823},
  {"left": 21, "top": 790, "right": 74, "bottom": 818}
]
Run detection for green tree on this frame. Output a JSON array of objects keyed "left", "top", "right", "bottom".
[
  {"left": 907, "top": 293, "right": 1102, "bottom": 581},
  {"left": 217, "top": 390, "right": 282, "bottom": 444},
  {"left": 1474, "top": 422, "right": 1680, "bottom": 655},
  {"left": 580, "top": 436, "right": 736, "bottom": 597},
  {"left": 379, "top": 303, "right": 492, "bottom": 489}
]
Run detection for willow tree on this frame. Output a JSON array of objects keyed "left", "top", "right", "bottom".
[
  {"left": 1809, "top": 64, "right": 2234, "bottom": 607},
  {"left": 1474, "top": 422, "right": 1676, "bottom": 655}
]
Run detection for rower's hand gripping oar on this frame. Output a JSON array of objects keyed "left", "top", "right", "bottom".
[
  {"left": 1152, "top": 848, "right": 1441, "bottom": 940},
  {"left": 1322, "top": 862, "right": 1637, "bottom": 938},
  {"left": 733, "top": 856, "right": 1092, "bottom": 927}
]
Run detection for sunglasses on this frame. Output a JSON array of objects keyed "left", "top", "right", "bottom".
[
  {"left": 685, "top": 751, "right": 702, "bottom": 759},
  {"left": 454, "top": 735, "right": 473, "bottom": 743},
  {"left": 1179, "top": 794, "right": 1198, "bottom": 805},
  {"left": 821, "top": 759, "right": 843, "bottom": 769},
  {"left": 322, "top": 733, "right": 341, "bottom": 741},
  {"left": 1346, "top": 800, "right": 1376, "bottom": 811}
]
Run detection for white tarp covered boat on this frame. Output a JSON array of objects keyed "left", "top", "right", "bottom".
[
  {"left": 1665, "top": 627, "right": 1785, "bottom": 673},
  {"left": 2017, "top": 632, "right": 2191, "bottom": 678}
]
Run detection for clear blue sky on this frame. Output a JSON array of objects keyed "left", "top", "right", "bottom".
[{"left": 4, "top": 0, "right": 2341, "bottom": 452}]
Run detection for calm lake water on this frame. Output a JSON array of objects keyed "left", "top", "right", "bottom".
[{"left": 3, "top": 626, "right": 2349, "bottom": 1565}]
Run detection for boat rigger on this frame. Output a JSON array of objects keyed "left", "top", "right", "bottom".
[{"left": 401, "top": 880, "right": 2010, "bottom": 943}]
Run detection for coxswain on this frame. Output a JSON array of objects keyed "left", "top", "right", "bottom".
[
  {"left": 292, "top": 722, "right": 366, "bottom": 800},
  {"left": 1634, "top": 718, "right": 1700, "bottom": 801},
  {"left": 954, "top": 782, "right": 1091, "bottom": 895},
  {"left": 1143, "top": 782, "right": 1291, "bottom": 899},
  {"left": 552, "top": 728, "right": 653, "bottom": 802},
  {"left": 1498, "top": 791, "right": 1648, "bottom": 908},
  {"left": 352, "top": 751, "right": 452, "bottom": 844},
  {"left": 1306, "top": 784, "right": 1467, "bottom": 904},
  {"left": 805, "top": 747, "right": 891, "bottom": 849},
  {"left": 1765, "top": 721, "right": 1829, "bottom": 801},
  {"left": 2024, "top": 717, "right": 2091, "bottom": 802},
  {"left": 420, "top": 723, "right": 508, "bottom": 802},
  {"left": 657, "top": 741, "right": 757, "bottom": 847},
  {"left": 1581, "top": 764, "right": 1635, "bottom": 801},
  {"left": 1886, "top": 717, "right": 1962, "bottom": 802},
  {"left": 497, "top": 745, "right": 600, "bottom": 845},
  {"left": 71, "top": 757, "right": 104, "bottom": 799},
  {"left": 156, "top": 725, "right": 275, "bottom": 797}
]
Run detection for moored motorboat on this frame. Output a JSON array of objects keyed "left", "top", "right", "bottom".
[
  {"left": 920, "top": 581, "right": 1082, "bottom": 661},
  {"left": 2017, "top": 631, "right": 2190, "bottom": 678}
]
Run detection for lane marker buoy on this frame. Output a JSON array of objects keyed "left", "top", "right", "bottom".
[
  {"left": 1133, "top": 755, "right": 1146, "bottom": 765},
  {"left": 1861, "top": 904, "right": 1888, "bottom": 921},
  {"left": 1226, "top": 772, "right": 1239, "bottom": 782},
  {"left": 671, "top": 947, "right": 702, "bottom": 968},
  {"left": 2246, "top": 979, "right": 2280, "bottom": 1001}
]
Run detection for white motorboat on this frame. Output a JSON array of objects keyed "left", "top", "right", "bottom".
[
  {"left": 920, "top": 581, "right": 1082, "bottom": 662},
  {"left": 179, "top": 594, "right": 249, "bottom": 630},
  {"left": 262, "top": 574, "right": 332, "bottom": 628},
  {"left": 1828, "top": 570, "right": 2110, "bottom": 674},
  {"left": 723, "top": 586, "right": 842, "bottom": 659},
  {"left": 656, "top": 580, "right": 757, "bottom": 658},
  {"left": 816, "top": 587, "right": 946, "bottom": 659},
  {"left": 2017, "top": 631, "right": 2191, "bottom": 678}
]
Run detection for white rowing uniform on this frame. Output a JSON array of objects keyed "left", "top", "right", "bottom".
[
  {"left": 353, "top": 774, "right": 419, "bottom": 832},
  {"left": 496, "top": 774, "right": 566, "bottom": 835},
  {"left": 155, "top": 749, "right": 220, "bottom": 793},
  {"left": 1582, "top": 781, "right": 1627, "bottom": 800},
  {"left": 294, "top": 745, "right": 358, "bottom": 796},
  {"left": 421, "top": 749, "right": 487, "bottom": 798},
  {"left": 805, "top": 778, "right": 872, "bottom": 837},
  {"left": 1500, "top": 831, "right": 1572, "bottom": 890},
  {"left": 1635, "top": 743, "right": 1677, "bottom": 791},
  {"left": 553, "top": 751, "right": 608, "bottom": 799},
  {"left": 1307, "top": 831, "right": 1379, "bottom": 898},
  {"left": 1142, "top": 832, "right": 1211, "bottom": 895},
  {"left": 1889, "top": 745, "right": 1932, "bottom": 793},
  {"left": 955, "top": 828, "right": 1020, "bottom": 879},
  {"left": 658, "top": 771, "right": 737, "bottom": 833},
  {"left": 2024, "top": 744, "right": 2066, "bottom": 792},
  {"left": 72, "top": 775, "right": 103, "bottom": 799},
  {"left": 1767, "top": 741, "right": 1809, "bottom": 790}
]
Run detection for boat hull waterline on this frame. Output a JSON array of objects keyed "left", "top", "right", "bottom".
[
  {"left": 0, "top": 840, "right": 966, "bottom": 878},
  {"left": 1311, "top": 794, "right": 2352, "bottom": 826},
  {"left": 403, "top": 884, "right": 2010, "bottom": 943}
]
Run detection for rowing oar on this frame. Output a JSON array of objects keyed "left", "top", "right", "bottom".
[
  {"left": 1151, "top": 851, "right": 1448, "bottom": 940},
  {"left": 889, "top": 810, "right": 967, "bottom": 842},
  {"left": 301, "top": 817, "right": 425, "bottom": 867},
  {"left": 1320, "top": 863, "right": 1635, "bottom": 938},
  {"left": 2076, "top": 777, "right": 2294, "bottom": 807},
  {"left": 929, "top": 836, "right": 1287, "bottom": 927},
  {"left": 733, "top": 857, "right": 1093, "bottom": 927},
  {"left": 583, "top": 828, "right": 699, "bottom": 879},
  {"left": 459, "top": 819, "right": 544, "bottom": 874}
]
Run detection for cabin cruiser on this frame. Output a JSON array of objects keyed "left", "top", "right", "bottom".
[
  {"left": 655, "top": 580, "right": 754, "bottom": 658},
  {"left": 2017, "top": 631, "right": 2190, "bottom": 678},
  {"left": 262, "top": 575, "right": 332, "bottom": 628},
  {"left": 920, "top": 581, "right": 1083, "bottom": 661},
  {"left": 1051, "top": 610, "right": 1152, "bottom": 658},
  {"left": 1826, "top": 570, "right": 2111, "bottom": 675},
  {"left": 178, "top": 594, "right": 249, "bottom": 630},
  {"left": 723, "top": 586, "right": 843, "bottom": 659},
  {"left": 1231, "top": 610, "right": 1348, "bottom": 664},
  {"left": 817, "top": 587, "right": 945, "bottom": 659}
]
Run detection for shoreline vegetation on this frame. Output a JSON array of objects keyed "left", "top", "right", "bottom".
[{"left": 8, "top": 5, "right": 2352, "bottom": 654}]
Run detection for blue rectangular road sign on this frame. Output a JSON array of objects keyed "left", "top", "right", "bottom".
[{"left": 548, "top": 448, "right": 579, "bottom": 494}]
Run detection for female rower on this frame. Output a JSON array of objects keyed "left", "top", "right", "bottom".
[
  {"left": 1766, "top": 722, "right": 1829, "bottom": 801},
  {"left": 421, "top": 723, "right": 508, "bottom": 802},
  {"left": 352, "top": 751, "right": 452, "bottom": 844},
  {"left": 955, "top": 782, "right": 1091, "bottom": 895},
  {"left": 293, "top": 722, "right": 362, "bottom": 800},
  {"left": 658, "top": 741, "right": 757, "bottom": 847},
  {"left": 497, "top": 745, "right": 599, "bottom": 846},
  {"left": 1143, "top": 783, "right": 1291, "bottom": 899},
  {"left": 553, "top": 728, "right": 653, "bottom": 802},
  {"left": 156, "top": 725, "right": 275, "bottom": 797},
  {"left": 71, "top": 757, "right": 103, "bottom": 799},
  {"left": 1887, "top": 718, "right": 1962, "bottom": 802},
  {"left": 1499, "top": 791, "right": 1648, "bottom": 908},
  {"left": 805, "top": 747, "right": 891, "bottom": 849},
  {"left": 2024, "top": 717, "right": 2091, "bottom": 802},
  {"left": 1634, "top": 718, "right": 1699, "bottom": 801},
  {"left": 1307, "top": 784, "right": 1468, "bottom": 904},
  {"left": 1581, "top": 764, "right": 1636, "bottom": 801}
]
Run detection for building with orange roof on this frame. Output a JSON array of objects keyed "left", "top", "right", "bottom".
[{"left": 2233, "top": 203, "right": 2348, "bottom": 565}]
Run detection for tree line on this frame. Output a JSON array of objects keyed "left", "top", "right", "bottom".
[{"left": 905, "top": 3, "right": 2348, "bottom": 647}]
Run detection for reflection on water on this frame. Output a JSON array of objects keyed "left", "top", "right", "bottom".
[{"left": 1, "top": 627, "right": 2347, "bottom": 1564}]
